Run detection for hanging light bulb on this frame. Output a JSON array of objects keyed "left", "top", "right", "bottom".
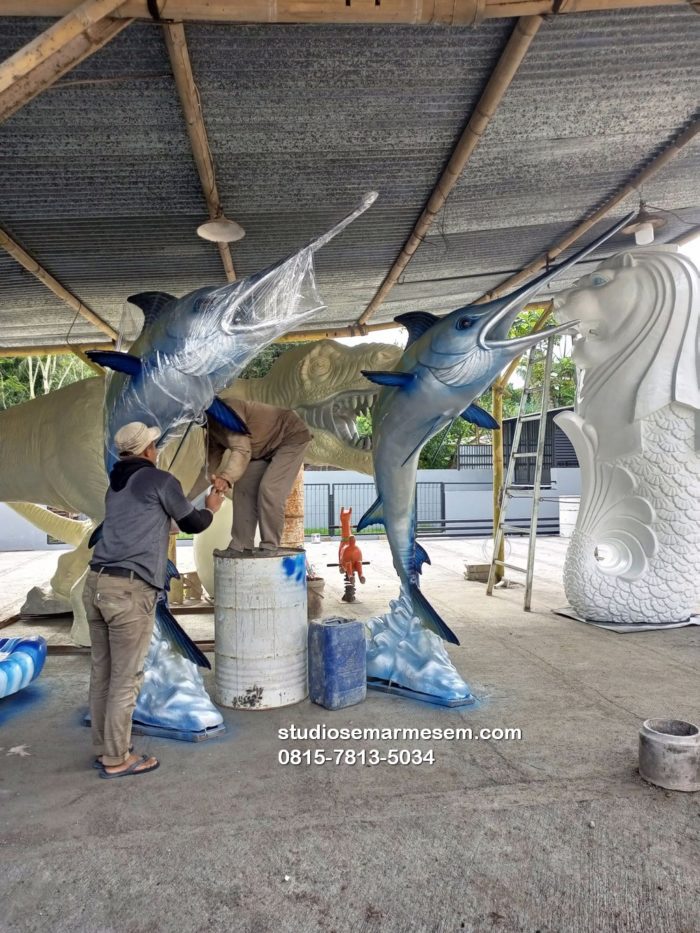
[
  {"left": 197, "top": 213, "right": 245, "bottom": 243},
  {"left": 634, "top": 221, "right": 655, "bottom": 246},
  {"left": 622, "top": 203, "right": 667, "bottom": 246}
]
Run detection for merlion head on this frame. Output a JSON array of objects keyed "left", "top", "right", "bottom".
[{"left": 553, "top": 247, "right": 700, "bottom": 438}]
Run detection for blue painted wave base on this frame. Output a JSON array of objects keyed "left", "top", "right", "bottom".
[
  {"left": 365, "top": 588, "right": 472, "bottom": 701},
  {"left": 0, "top": 636, "right": 47, "bottom": 699}
]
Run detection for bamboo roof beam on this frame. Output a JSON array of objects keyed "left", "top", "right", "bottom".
[
  {"left": 0, "top": 0, "right": 131, "bottom": 124},
  {"left": 162, "top": 20, "right": 236, "bottom": 282},
  {"left": 357, "top": 15, "right": 543, "bottom": 326},
  {"left": 0, "top": 0, "right": 685, "bottom": 23},
  {"left": 475, "top": 118, "right": 700, "bottom": 305},
  {"left": 0, "top": 225, "right": 118, "bottom": 342}
]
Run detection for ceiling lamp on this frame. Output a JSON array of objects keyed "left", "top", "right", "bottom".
[
  {"left": 197, "top": 213, "right": 245, "bottom": 243},
  {"left": 622, "top": 203, "right": 667, "bottom": 246}
]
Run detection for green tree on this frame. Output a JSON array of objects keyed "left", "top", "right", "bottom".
[
  {"left": 0, "top": 353, "right": 96, "bottom": 410},
  {"left": 239, "top": 342, "right": 308, "bottom": 380}
]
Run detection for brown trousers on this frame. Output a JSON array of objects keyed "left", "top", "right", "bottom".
[
  {"left": 83, "top": 570, "right": 157, "bottom": 766},
  {"left": 230, "top": 440, "right": 308, "bottom": 551}
]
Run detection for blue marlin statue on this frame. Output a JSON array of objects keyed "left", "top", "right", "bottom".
[
  {"left": 88, "top": 191, "right": 378, "bottom": 469},
  {"left": 83, "top": 193, "right": 377, "bottom": 737},
  {"left": 358, "top": 214, "right": 633, "bottom": 646}
]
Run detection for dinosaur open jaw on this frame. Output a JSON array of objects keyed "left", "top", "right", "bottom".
[{"left": 300, "top": 390, "right": 376, "bottom": 450}]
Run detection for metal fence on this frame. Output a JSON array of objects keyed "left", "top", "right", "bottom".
[{"left": 304, "top": 481, "right": 559, "bottom": 538}]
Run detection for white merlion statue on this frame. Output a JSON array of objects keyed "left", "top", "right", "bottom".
[{"left": 553, "top": 246, "right": 700, "bottom": 625}]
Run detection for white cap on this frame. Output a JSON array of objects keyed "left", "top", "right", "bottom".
[{"left": 114, "top": 422, "right": 161, "bottom": 456}]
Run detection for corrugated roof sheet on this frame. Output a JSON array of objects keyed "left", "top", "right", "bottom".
[{"left": 0, "top": 8, "right": 698, "bottom": 348}]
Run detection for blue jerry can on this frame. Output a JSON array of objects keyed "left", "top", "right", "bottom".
[{"left": 308, "top": 617, "right": 367, "bottom": 710}]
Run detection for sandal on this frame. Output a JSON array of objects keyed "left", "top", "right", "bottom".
[
  {"left": 98, "top": 754, "right": 159, "bottom": 779},
  {"left": 92, "top": 745, "right": 133, "bottom": 769}
]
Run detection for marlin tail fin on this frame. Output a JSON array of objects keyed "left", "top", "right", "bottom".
[{"left": 409, "top": 583, "right": 460, "bottom": 645}]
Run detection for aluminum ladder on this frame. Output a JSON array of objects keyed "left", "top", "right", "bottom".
[{"left": 486, "top": 333, "right": 555, "bottom": 610}]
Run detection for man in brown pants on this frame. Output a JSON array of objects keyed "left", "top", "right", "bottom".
[
  {"left": 85, "top": 421, "right": 223, "bottom": 778},
  {"left": 209, "top": 398, "right": 311, "bottom": 554}
]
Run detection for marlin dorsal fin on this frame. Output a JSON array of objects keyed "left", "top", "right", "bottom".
[
  {"left": 127, "top": 292, "right": 176, "bottom": 328},
  {"left": 356, "top": 496, "right": 384, "bottom": 532},
  {"left": 394, "top": 312, "right": 440, "bottom": 347}
]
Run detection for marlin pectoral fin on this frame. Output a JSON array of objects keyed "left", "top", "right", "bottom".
[
  {"left": 461, "top": 404, "right": 500, "bottom": 430},
  {"left": 206, "top": 397, "right": 250, "bottom": 435},
  {"left": 357, "top": 496, "right": 384, "bottom": 532},
  {"left": 394, "top": 312, "right": 440, "bottom": 347},
  {"left": 361, "top": 370, "right": 416, "bottom": 389},
  {"left": 86, "top": 351, "right": 142, "bottom": 377},
  {"left": 155, "top": 599, "right": 211, "bottom": 669},
  {"left": 88, "top": 522, "right": 103, "bottom": 549},
  {"left": 415, "top": 542, "right": 431, "bottom": 574},
  {"left": 409, "top": 583, "right": 460, "bottom": 645}
]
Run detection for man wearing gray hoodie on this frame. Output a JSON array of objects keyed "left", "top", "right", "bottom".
[{"left": 84, "top": 421, "right": 223, "bottom": 779}]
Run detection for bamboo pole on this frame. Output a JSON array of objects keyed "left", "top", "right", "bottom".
[
  {"left": 0, "top": 226, "right": 118, "bottom": 341},
  {"left": 672, "top": 226, "right": 700, "bottom": 248},
  {"left": 0, "top": 0, "right": 131, "bottom": 123},
  {"left": 357, "top": 15, "right": 543, "bottom": 326},
  {"left": 491, "top": 383, "right": 505, "bottom": 581},
  {"left": 162, "top": 21, "right": 236, "bottom": 283},
  {"left": 0, "top": 0, "right": 684, "bottom": 23},
  {"left": 0, "top": 342, "right": 114, "bottom": 358}
]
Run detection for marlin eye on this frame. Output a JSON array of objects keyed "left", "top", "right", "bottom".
[{"left": 457, "top": 317, "right": 473, "bottom": 330}]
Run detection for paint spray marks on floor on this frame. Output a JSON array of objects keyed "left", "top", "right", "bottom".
[
  {"left": 0, "top": 682, "right": 48, "bottom": 727},
  {"left": 1, "top": 745, "right": 31, "bottom": 757}
]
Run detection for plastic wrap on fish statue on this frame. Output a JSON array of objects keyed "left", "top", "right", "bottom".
[
  {"left": 0, "top": 636, "right": 47, "bottom": 700},
  {"left": 553, "top": 246, "right": 700, "bottom": 626},
  {"left": 86, "top": 192, "right": 378, "bottom": 737},
  {"left": 359, "top": 214, "right": 633, "bottom": 703}
]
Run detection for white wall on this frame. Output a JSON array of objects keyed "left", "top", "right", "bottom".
[{"left": 0, "top": 504, "right": 72, "bottom": 552}]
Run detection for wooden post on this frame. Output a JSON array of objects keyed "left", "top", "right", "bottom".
[
  {"left": 167, "top": 535, "right": 184, "bottom": 604},
  {"left": 280, "top": 468, "right": 305, "bottom": 549},
  {"left": 491, "top": 383, "right": 505, "bottom": 582}
]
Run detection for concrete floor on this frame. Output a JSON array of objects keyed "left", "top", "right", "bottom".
[{"left": 1, "top": 537, "right": 699, "bottom": 933}]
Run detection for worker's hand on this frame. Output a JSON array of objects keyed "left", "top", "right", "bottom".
[
  {"left": 210, "top": 474, "right": 230, "bottom": 494},
  {"left": 205, "top": 488, "right": 225, "bottom": 513}
]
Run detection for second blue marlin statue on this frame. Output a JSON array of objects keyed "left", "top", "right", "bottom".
[
  {"left": 359, "top": 214, "right": 633, "bottom": 646},
  {"left": 88, "top": 191, "right": 378, "bottom": 469}
]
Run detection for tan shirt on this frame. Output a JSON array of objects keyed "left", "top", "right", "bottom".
[{"left": 210, "top": 398, "right": 311, "bottom": 486}]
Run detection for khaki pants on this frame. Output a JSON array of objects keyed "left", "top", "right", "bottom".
[
  {"left": 230, "top": 440, "right": 308, "bottom": 551},
  {"left": 83, "top": 570, "right": 157, "bottom": 766}
]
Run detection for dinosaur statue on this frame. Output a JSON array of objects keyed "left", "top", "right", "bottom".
[
  {"left": 1, "top": 340, "right": 401, "bottom": 639},
  {"left": 553, "top": 246, "right": 700, "bottom": 626}
]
